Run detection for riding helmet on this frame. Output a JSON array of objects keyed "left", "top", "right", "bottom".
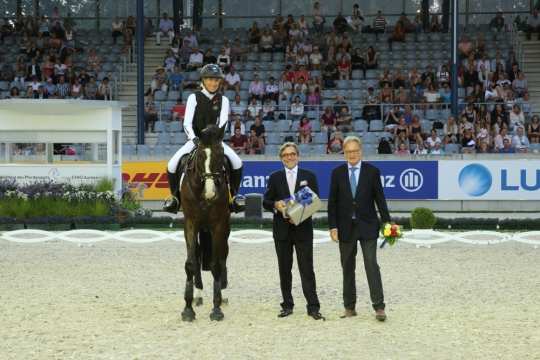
[{"left": 200, "top": 64, "right": 224, "bottom": 79}]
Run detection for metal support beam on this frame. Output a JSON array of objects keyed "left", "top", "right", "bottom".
[
  {"left": 451, "top": 0, "right": 459, "bottom": 118},
  {"left": 173, "top": 0, "right": 182, "bottom": 32},
  {"left": 136, "top": 0, "right": 145, "bottom": 145}
]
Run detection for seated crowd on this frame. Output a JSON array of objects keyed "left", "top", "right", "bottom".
[{"left": 0, "top": 8, "right": 134, "bottom": 100}]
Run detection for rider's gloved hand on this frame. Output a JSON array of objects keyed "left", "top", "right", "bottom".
[{"left": 193, "top": 137, "right": 200, "bottom": 146}]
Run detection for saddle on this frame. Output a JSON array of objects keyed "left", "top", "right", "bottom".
[{"left": 180, "top": 146, "right": 232, "bottom": 199}]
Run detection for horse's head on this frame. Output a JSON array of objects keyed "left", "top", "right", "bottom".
[{"left": 196, "top": 125, "right": 226, "bottom": 202}]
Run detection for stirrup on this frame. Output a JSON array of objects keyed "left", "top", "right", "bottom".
[{"left": 163, "top": 195, "right": 180, "bottom": 213}]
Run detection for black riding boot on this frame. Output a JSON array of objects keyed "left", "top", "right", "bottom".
[
  {"left": 163, "top": 170, "right": 181, "bottom": 213},
  {"left": 229, "top": 167, "right": 245, "bottom": 213}
]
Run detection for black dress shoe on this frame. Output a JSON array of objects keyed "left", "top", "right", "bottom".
[
  {"left": 277, "top": 308, "right": 293, "bottom": 318},
  {"left": 308, "top": 312, "right": 326, "bottom": 321}
]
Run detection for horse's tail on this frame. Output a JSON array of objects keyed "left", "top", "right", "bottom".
[{"left": 198, "top": 230, "right": 212, "bottom": 271}]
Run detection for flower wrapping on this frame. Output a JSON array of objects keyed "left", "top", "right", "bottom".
[{"left": 282, "top": 186, "right": 322, "bottom": 225}]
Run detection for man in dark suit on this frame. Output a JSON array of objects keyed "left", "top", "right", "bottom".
[
  {"left": 328, "top": 136, "right": 391, "bottom": 321},
  {"left": 263, "top": 142, "right": 324, "bottom": 320}
]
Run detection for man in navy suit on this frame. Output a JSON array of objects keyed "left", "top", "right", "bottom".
[
  {"left": 263, "top": 142, "right": 324, "bottom": 320},
  {"left": 328, "top": 136, "right": 391, "bottom": 321}
]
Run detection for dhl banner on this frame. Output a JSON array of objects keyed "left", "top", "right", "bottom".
[
  {"left": 123, "top": 160, "right": 439, "bottom": 200},
  {"left": 122, "top": 161, "right": 170, "bottom": 200}
]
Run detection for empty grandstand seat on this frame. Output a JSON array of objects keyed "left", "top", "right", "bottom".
[
  {"left": 444, "top": 143, "right": 461, "bottom": 154},
  {"left": 172, "top": 132, "right": 187, "bottom": 144},
  {"left": 157, "top": 132, "right": 171, "bottom": 144},
  {"left": 266, "top": 133, "right": 281, "bottom": 144},
  {"left": 369, "top": 120, "right": 384, "bottom": 132},
  {"left": 136, "top": 144, "right": 151, "bottom": 157},
  {"left": 313, "top": 132, "right": 327, "bottom": 144},
  {"left": 154, "top": 121, "right": 167, "bottom": 132},
  {"left": 353, "top": 120, "right": 368, "bottom": 132},
  {"left": 152, "top": 145, "right": 168, "bottom": 156}
]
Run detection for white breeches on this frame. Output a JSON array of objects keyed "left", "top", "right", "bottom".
[
  {"left": 156, "top": 30, "right": 174, "bottom": 44},
  {"left": 167, "top": 140, "right": 243, "bottom": 173}
]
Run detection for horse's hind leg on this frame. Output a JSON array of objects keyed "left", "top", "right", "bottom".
[{"left": 181, "top": 222, "right": 197, "bottom": 322}]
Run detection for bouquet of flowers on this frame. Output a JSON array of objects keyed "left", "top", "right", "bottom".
[{"left": 380, "top": 223, "right": 402, "bottom": 248}]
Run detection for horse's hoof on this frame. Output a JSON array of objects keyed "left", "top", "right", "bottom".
[
  {"left": 181, "top": 307, "right": 196, "bottom": 322},
  {"left": 195, "top": 297, "right": 203, "bottom": 306},
  {"left": 209, "top": 308, "right": 224, "bottom": 321}
]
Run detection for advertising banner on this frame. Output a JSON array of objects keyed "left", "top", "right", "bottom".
[
  {"left": 438, "top": 160, "right": 540, "bottom": 200},
  {"left": 122, "top": 160, "right": 438, "bottom": 200}
]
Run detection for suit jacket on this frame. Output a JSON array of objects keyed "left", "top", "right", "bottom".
[
  {"left": 26, "top": 64, "right": 42, "bottom": 81},
  {"left": 328, "top": 162, "right": 391, "bottom": 242},
  {"left": 263, "top": 168, "right": 319, "bottom": 242}
]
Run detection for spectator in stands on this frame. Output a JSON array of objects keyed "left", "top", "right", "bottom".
[
  {"left": 322, "top": 61, "right": 338, "bottom": 88},
  {"left": 429, "top": 14, "right": 442, "bottom": 32},
  {"left": 296, "top": 48, "right": 309, "bottom": 67},
  {"left": 217, "top": 47, "right": 231, "bottom": 68},
  {"left": 168, "top": 65, "right": 184, "bottom": 91},
  {"left": 489, "top": 11, "right": 505, "bottom": 32},
  {"left": 290, "top": 96, "right": 305, "bottom": 121},
  {"left": 298, "top": 116, "right": 312, "bottom": 144},
  {"left": 512, "top": 126, "right": 529, "bottom": 152},
  {"left": 97, "top": 77, "right": 112, "bottom": 101},
  {"left": 309, "top": 46, "right": 323, "bottom": 70},
  {"left": 111, "top": 17, "right": 123, "bottom": 44},
  {"left": 336, "top": 107, "right": 353, "bottom": 133},
  {"left": 203, "top": 48, "right": 217, "bottom": 65},
  {"left": 27, "top": 76, "right": 41, "bottom": 98},
  {"left": 312, "top": 2, "right": 325, "bottom": 33},
  {"left": 388, "top": 22, "right": 405, "bottom": 51},
  {"left": 528, "top": 115, "right": 540, "bottom": 143},
  {"left": 320, "top": 107, "right": 337, "bottom": 134},
  {"left": 512, "top": 71, "right": 528, "bottom": 98},
  {"left": 230, "top": 127, "right": 248, "bottom": 154},
  {"left": 143, "top": 94, "right": 157, "bottom": 133},
  {"left": 444, "top": 116, "right": 459, "bottom": 143},
  {"left": 248, "top": 74, "right": 265, "bottom": 101},
  {"left": 247, "top": 97, "right": 262, "bottom": 120},
  {"left": 56, "top": 75, "right": 70, "bottom": 99},
  {"left": 9, "top": 87, "right": 20, "bottom": 98},
  {"left": 164, "top": 50, "right": 177, "bottom": 72},
  {"left": 260, "top": 27, "right": 274, "bottom": 55},
  {"left": 337, "top": 52, "right": 351, "bottom": 80},
  {"left": 42, "top": 77, "right": 57, "bottom": 99},
  {"left": 248, "top": 22, "right": 261, "bottom": 50},
  {"left": 509, "top": 104, "right": 525, "bottom": 130},
  {"left": 413, "top": 140, "right": 428, "bottom": 155},
  {"left": 223, "top": 66, "right": 241, "bottom": 93},
  {"left": 151, "top": 67, "right": 168, "bottom": 93},
  {"left": 71, "top": 77, "right": 83, "bottom": 99},
  {"left": 264, "top": 76, "right": 279, "bottom": 103},
  {"left": 459, "top": 128, "right": 475, "bottom": 153},
  {"left": 425, "top": 129, "right": 441, "bottom": 151},
  {"left": 38, "top": 16, "right": 50, "bottom": 37},
  {"left": 262, "top": 98, "right": 276, "bottom": 120},
  {"left": 499, "top": 137, "right": 515, "bottom": 153},
  {"left": 0, "top": 17, "right": 13, "bottom": 44},
  {"left": 458, "top": 36, "right": 473, "bottom": 59},
  {"left": 187, "top": 47, "right": 203, "bottom": 71},
  {"left": 171, "top": 98, "right": 186, "bottom": 123},
  {"left": 333, "top": 13, "right": 348, "bottom": 34},
  {"left": 87, "top": 48, "right": 101, "bottom": 74},
  {"left": 494, "top": 127, "right": 511, "bottom": 151},
  {"left": 250, "top": 116, "right": 266, "bottom": 140},
  {"left": 384, "top": 106, "right": 401, "bottom": 132},
  {"left": 230, "top": 115, "right": 246, "bottom": 136},
  {"left": 527, "top": 9, "right": 540, "bottom": 40},
  {"left": 227, "top": 38, "right": 245, "bottom": 63},
  {"left": 247, "top": 129, "right": 264, "bottom": 154},
  {"left": 372, "top": 10, "right": 387, "bottom": 40},
  {"left": 476, "top": 141, "right": 491, "bottom": 153},
  {"left": 395, "top": 141, "right": 410, "bottom": 156},
  {"left": 230, "top": 93, "right": 247, "bottom": 116},
  {"left": 306, "top": 87, "right": 321, "bottom": 110},
  {"left": 156, "top": 13, "right": 174, "bottom": 46},
  {"left": 85, "top": 76, "right": 98, "bottom": 100},
  {"left": 328, "top": 131, "right": 345, "bottom": 154}
]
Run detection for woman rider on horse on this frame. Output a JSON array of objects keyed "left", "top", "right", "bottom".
[{"left": 163, "top": 63, "right": 245, "bottom": 213}]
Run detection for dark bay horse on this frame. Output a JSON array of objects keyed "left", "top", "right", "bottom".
[{"left": 180, "top": 125, "right": 231, "bottom": 322}]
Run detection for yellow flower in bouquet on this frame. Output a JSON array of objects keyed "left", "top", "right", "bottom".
[{"left": 380, "top": 223, "right": 402, "bottom": 248}]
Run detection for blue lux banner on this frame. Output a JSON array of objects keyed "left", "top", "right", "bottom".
[{"left": 240, "top": 161, "right": 439, "bottom": 200}]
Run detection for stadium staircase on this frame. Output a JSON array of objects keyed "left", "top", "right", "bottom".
[
  {"left": 520, "top": 38, "right": 540, "bottom": 116},
  {"left": 118, "top": 39, "right": 165, "bottom": 144}
]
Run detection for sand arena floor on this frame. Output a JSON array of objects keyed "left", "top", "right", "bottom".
[{"left": 1, "top": 239, "right": 539, "bottom": 360}]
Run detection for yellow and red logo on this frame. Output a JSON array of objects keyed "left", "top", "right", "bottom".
[{"left": 122, "top": 161, "right": 169, "bottom": 200}]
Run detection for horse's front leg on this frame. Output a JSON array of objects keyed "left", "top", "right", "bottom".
[
  {"left": 181, "top": 219, "right": 197, "bottom": 322},
  {"left": 209, "top": 226, "right": 229, "bottom": 321}
]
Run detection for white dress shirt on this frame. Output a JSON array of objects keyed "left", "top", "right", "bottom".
[{"left": 285, "top": 166, "right": 298, "bottom": 196}]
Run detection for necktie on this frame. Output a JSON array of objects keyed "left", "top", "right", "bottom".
[
  {"left": 349, "top": 167, "right": 358, "bottom": 196},
  {"left": 287, "top": 170, "right": 295, "bottom": 196}
]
